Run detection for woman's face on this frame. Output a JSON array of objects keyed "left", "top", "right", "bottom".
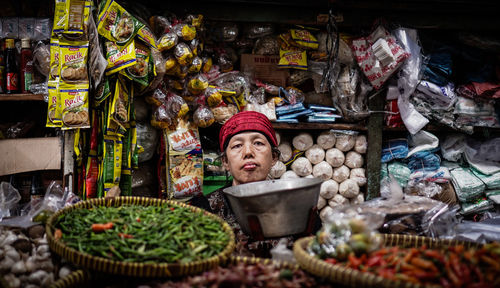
[{"left": 223, "top": 132, "right": 277, "bottom": 186}]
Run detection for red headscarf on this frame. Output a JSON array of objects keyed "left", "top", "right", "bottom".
[{"left": 219, "top": 111, "right": 278, "bottom": 152}]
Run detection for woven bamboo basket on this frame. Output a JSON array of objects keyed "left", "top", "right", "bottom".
[
  {"left": 293, "top": 234, "right": 477, "bottom": 288},
  {"left": 45, "top": 196, "right": 235, "bottom": 278},
  {"left": 49, "top": 270, "right": 91, "bottom": 288}
]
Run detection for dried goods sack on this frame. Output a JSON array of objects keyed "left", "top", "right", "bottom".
[
  {"left": 350, "top": 194, "right": 365, "bottom": 205},
  {"left": 344, "top": 151, "right": 364, "bottom": 168},
  {"left": 332, "top": 165, "right": 350, "bottom": 183},
  {"left": 335, "top": 134, "right": 355, "bottom": 152},
  {"left": 305, "top": 144, "right": 325, "bottom": 164},
  {"left": 316, "top": 131, "right": 336, "bottom": 149},
  {"left": 320, "top": 179, "right": 338, "bottom": 199},
  {"left": 325, "top": 148, "right": 345, "bottom": 167},
  {"left": 278, "top": 142, "right": 292, "bottom": 162},
  {"left": 317, "top": 196, "right": 327, "bottom": 209},
  {"left": 280, "top": 170, "right": 299, "bottom": 179},
  {"left": 269, "top": 161, "right": 287, "bottom": 179},
  {"left": 291, "top": 157, "right": 312, "bottom": 177},
  {"left": 313, "top": 161, "right": 333, "bottom": 181},
  {"left": 450, "top": 167, "right": 485, "bottom": 203},
  {"left": 328, "top": 194, "right": 349, "bottom": 208},
  {"left": 292, "top": 132, "right": 314, "bottom": 151},
  {"left": 350, "top": 168, "right": 367, "bottom": 187},
  {"left": 339, "top": 179, "right": 360, "bottom": 198},
  {"left": 354, "top": 135, "right": 367, "bottom": 154}
]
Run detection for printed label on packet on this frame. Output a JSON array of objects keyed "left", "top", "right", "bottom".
[{"left": 60, "top": 83, "right": 90, "bottom": 129}]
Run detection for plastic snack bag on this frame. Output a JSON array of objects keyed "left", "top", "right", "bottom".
[
  {"left": 174, "top": 42, "right": 194, "bottom": 66},
  {"left": 157, "top": 31, "right": 178, "bottom": 52},
  {"left": 193, "top": 105, "right": 215, "bottom": 128}
]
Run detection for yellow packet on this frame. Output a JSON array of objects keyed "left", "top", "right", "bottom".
[
  {"left": 121, "top": 41, "right": 150, "bottom": 87},
  {"left": 157, "top": 32, "right": 178, "bottom": 52},
  {"left": 102, "top": 134, "right": 123, "bottom": 195},
  {"left": 278, "top": 48, "right": 308, "bottom": 70},
  {"left": 290, "top": 29, "right": 319, "bottom": 50},
  {"left": 60, "top": 83, "right": 90, "bottom": 129},
  {"left": 52, "top": 0, "right": 68, "bottom": 34},
  {"left": 97, "top": 0, "right": 144, "bottom": 48},
  {"left": 59, "top": 38, "right": 89, "bottom": 85},
  {"left": 136, "top": 25, "right": 157, "bottom": 49},
  {"left": 205, "top": 86, "right": 222, "bottom": 107},
  {"left": 64, "top": 0, "right": 91, "bottom": 38},
  {"left": 164, "top": 55, "right": 177, "bottom": 71},
  {"left": 201, "top": 56, "right": 212, "bottom": 73},
  {"left": 105, "top": 40, "right": 136, "bottom": 76},
  {"left": 109, "top": 78, "right": 130, "bottom": 129},
  {"left": 174, "top": 42, "right": 193, "bottom": 66},
  {"left": 46, "top": 81, "right": 62, "bottom": 128},
  {"left": 49, "top": 37, "right": 60, "bottom": 81},
  {"left": 187, "top": 74, "right": 208, "bottom": 95},
  {"left": 188, "top": 56, "right": 202, "bottom": 74}
]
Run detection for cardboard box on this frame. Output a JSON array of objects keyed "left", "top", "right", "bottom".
[
  {"left": 240, "top": 54, "right": 288, "bottom": 87},
  {"left": 0, "top": 137, "right": 62, "bottom": 176}
]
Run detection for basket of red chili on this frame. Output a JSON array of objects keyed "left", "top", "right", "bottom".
[
  {"left": 294, "top": 234, "right": 500, "bottom": 288},
  {"left": 46, "top": 196, "right": 235, "bottom": 277}
]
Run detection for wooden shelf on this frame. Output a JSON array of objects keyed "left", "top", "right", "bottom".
[
  {"left": 272, "top": 122, "right": 366, "bottom": 131},
  {"left": 0, "top": 93, "right": 45, "bottom": 101}
]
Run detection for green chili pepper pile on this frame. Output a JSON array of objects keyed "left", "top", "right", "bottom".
[{"left": 54, "top": 204, "right": 230, "bottom": 263}]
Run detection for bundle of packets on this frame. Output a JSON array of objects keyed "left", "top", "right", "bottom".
[{"left": 275, "top": 103, "right": 341, "bottom": 123}]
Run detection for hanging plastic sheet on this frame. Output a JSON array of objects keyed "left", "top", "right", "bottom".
[{"left": 391, "top": 28, "right": 429, "bottom": 135}]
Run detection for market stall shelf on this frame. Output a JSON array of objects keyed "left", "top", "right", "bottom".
[
  {"left": 45, "top": 196, "right": 235, "bottom": 278},
  {"left": 0, "top": 93, "right": 45, "bottom": 101},
  {"left": 293, "top": 234, "right": 478, "bottom": 288}
]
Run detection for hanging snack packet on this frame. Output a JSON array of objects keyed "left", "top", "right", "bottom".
[
  {"left": 146, "top": 84, "right": 168, "bottom": 107},
  {"left": 278, "top": 47, "right": 307, "bottom": 70},
  {"left": 100, "top": 134, "right": 123, "bottom": 197},
  {"left": 205, "top": 86, "right": 223, "bottom": 107},
  {"left": 193, "top": 105, "right": 215, "bottom": 128},
  {"left": 187, "top": 74, "right": 209, "bottom": 95},
  {"left": 136, "top": 25, "right": 157, "bottom": 49},
  {"left": 188, "top": 56, "right": 202, "bottom": 74},
  {"left": 60, "top": 83, "right": 90, "bottom": 129},
  {"left": 173, "top": 23, "right": 196, "bottom": 41},
  {"left": 185, "top": 14, "right": 203, "bottom": 29},
  {"left": 290, "top": 29, "right": 319, "bottom": 50},
  {"left": 157, "top": 32, "right": 178, "bottom": 52},
  {"left": 109, "top": 78, "right": 130, "bottom": 130},
  {"left": 46, "top": 81, "right": 62, "bottom": 128},
  {"left": 64, "top": 0, "right": 90, "bottom": 39},
  {"left": 105, "top": 40, "right": 137, "bottom": 76},
  {"left": 52, "top": 0, "right": 68, "bottom": 34},
  {"left": 49, "top": 37, "right": 60, "bottom": 81},
  {"left": 166, "top": 93, "right": 189, "bottom": 119},
  {"left": 201, "top": 56, "right": 213, "bottom": 73},
  {"left": 97, "top": 0, "right": 144, "bottom": 48},
  {"left": 94, "top": 77, "right": 112, "bottom": 105},
  {"left": 174, "top": 42, "right": 194, "bottom": 66},
  {"left": 164, "top": 55, "right": 177, "bottom": 71},
  {"left": 151, "top": 104, "right": 173, "bottom": 129},
  {"left": 165, "top": 119, "right": 203, "bottom": 199},
  {"left": 59, "top": 39, "right": 89, "bottom": 85},
  {"left": 122, "top": 41, "right": 150, "bottom": 87}
]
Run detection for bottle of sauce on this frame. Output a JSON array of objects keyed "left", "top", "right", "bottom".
[
  {"left": 20, "top": 38, "right": 33, "bottom": 94},
  {"left": 0, "top": 40, "right": 5, "bottom": 93},
  {"left": 5, "top": 38, "right": 18, "bottom": 94}
]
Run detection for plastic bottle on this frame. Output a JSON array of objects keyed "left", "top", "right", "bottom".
[
  {"left": 5, "top": 38, "right": 18, "bottom": 94},
  {"left": 20, "top": 38, "right": 33, "bottom": 93},
  {"left": 0, "top": 40, "right": 5, "bottom": 93}
]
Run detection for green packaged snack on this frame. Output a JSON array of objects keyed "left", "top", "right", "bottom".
[{"left": 450, "top": 167, "right": 485, "bottom": 203}]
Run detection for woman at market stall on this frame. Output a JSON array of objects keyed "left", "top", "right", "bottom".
[{"left": 191, "top": 110, "right": 312, "bottom": 257}]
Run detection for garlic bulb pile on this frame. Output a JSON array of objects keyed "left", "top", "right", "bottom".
[{"left": 270, "top": 131, "right": 368, "bottom": 222}]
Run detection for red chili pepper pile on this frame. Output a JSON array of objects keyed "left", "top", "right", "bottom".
[{"left": 324, "top": 242, "right": 500, "bottom": 288}]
